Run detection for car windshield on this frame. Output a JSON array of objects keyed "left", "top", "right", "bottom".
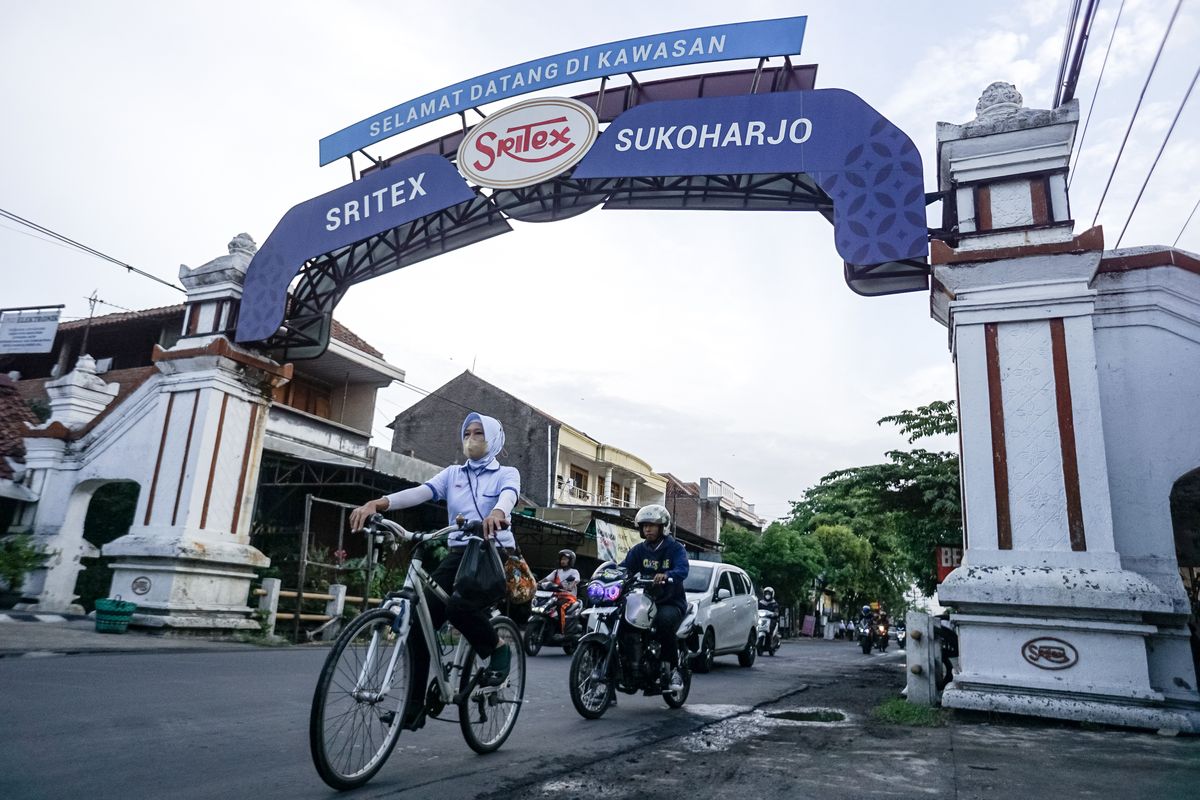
[{"left": 683, "top": 564, "right": 714, "bottom": 593}]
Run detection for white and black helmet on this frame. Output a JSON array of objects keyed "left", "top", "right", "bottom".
[
  {"left": 634, "top": 503, "right": 671, "bottom": 535},
  {"left": 763, "top": 587, "right": 775, "bottom": 601},
  {"left": 558, "top": 549, "right": 576, "bottom": 568}
]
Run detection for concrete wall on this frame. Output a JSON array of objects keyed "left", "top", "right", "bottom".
[{"left": 388, "top": 371, "right": 558, "bottom": 506}]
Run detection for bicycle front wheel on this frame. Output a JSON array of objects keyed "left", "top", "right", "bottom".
[
  {"left": 310, "top": 608, "right": 412, "bottom": 790},
  {"left": 459, "top": 615, "right": 525, "bottom": 754}
]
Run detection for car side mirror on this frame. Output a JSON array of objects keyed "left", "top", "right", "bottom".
[{"left": 715, "top": 588, "right": 732, "bottom": 601}]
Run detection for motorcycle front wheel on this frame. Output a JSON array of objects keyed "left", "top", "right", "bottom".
[
  {"left": 523, "top": 619, "right": 543, "bottom": 657},
  {"left": 663, "top": 664, "right": 691, "bottom": 709},
  {"left": 860, "top": 636, "right": 872, "bottom": 654},
  {"left": 569, "top": 639, "right": 613, "bottom": 720}
]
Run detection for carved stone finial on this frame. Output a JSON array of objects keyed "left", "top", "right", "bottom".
[
  {"left": 228, "top": 233, "right": 257, "bottom": 257},
  {"left": 975, "top": 82, "right": 1024, "bottom": 119}
]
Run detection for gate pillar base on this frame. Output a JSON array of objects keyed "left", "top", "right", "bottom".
[
  {"left": 939, "top": 564, "right": 1200, "bottom": 732},
  {"left": 941, "top": 686, "right": 1200, "bottom": 735},
  {"left": 104, "top": 530, "right": 268, "bottom": 633}
]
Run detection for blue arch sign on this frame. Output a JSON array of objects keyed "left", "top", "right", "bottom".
[
  {"left": 319, "top": 17, "right": 808, "bottom": 166},
  {"left": 236, "top": 87, "right": 927, "bottom": 345}
]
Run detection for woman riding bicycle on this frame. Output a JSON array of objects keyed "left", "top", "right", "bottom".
[{"left": 349, "top": 411, "right": 518, "bottom": 731}]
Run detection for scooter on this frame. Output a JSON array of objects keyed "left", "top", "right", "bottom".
[{"left": 756, "top": 609, "right": 780, "bottom": 656}]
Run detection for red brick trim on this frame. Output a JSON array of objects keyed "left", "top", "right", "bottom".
[
  {"left": 1030, "top": 177, "right": 1050, "bottom": 226},
  {"left": 199, "top": 392, "right": 229, "bottom": 530},
  {"left": 1097, "top": 247, "right": 1200, "bottom": 277},
  {"left": 144, "top": 391, "right": 176, "bottom": 525},
  {"left": 152, "top": 339, "right": 293, "bottom": 383},
  {"left": 1050, "top": 319, "right": 1086, "bottom": 551},
  {"left": 171, "top": 391, "right": 200, "bottom": 526},
  {"left": 230, "top": 403, "right": 259, "bottom": 536},
  {"left": 931, "top": 225, "right": 1104, "bottom": 266},
  {"left": 985, "top": 323, "right": 1012, "bottom": 550}
]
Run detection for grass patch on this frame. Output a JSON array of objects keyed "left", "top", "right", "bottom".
[{"left": 873, "top": 697, "right": 947, "bottom": 727}]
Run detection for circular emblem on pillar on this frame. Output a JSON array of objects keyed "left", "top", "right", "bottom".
[
  {"left": 1021, "top": 637, "right": 1078, "bottom": 670},
  {"left": 130, "top": 576, "right": 152, "bottom": 596}
]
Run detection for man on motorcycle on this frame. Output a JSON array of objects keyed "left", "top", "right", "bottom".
[
  {"left": 621, "top": 504, "right": 689, "bottom": 692},
  {"left": 541, "top": 549, "right": 581, "bottom": 634},
  {"left": 758, "top": 587, "right": 780, "bottom": 640}
]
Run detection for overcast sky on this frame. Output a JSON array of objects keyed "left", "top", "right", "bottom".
[{"left": 3, "top": 1, "right": 1198, "bottom": 521}]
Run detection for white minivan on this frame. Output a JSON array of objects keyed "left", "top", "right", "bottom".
[{"left": 683, "top": 561, "right": 759, "bottom": 672}]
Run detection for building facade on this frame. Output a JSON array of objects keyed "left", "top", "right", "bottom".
[{"left": 0, "top": 235, "right": 428, "bottom": 630}]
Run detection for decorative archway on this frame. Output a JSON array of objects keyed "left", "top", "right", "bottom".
[{"left": 235, "top": 72, "right": 930, "bottom": 360}]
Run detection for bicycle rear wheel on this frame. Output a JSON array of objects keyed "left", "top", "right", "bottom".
[
  {"left": 459, "top": 616, "right": 525, "bottom": 754},
  {"left": 310, "top": 608, "right": 411, "bottom": 790}
]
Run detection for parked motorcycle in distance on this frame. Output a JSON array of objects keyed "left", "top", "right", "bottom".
[
  {"left": 524, "top": 581, "right": 582, "bottom": 657},
  {"left": 568, "top": 565, "right": 699, "bottom": 719},
  {"left": 755, "top": 609, "right": 780, "bottom": 656}
]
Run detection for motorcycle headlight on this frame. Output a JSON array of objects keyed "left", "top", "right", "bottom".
[{"left": 587, "top": 580, "right": 622, "bottom": 603}]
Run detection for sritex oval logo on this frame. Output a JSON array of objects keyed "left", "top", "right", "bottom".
[
  {"left": 1021, "top": 637, "right": 1079, "bottom": 670},
  {"left": 456, "top": 97, "right": 599, "bottom": 189}
]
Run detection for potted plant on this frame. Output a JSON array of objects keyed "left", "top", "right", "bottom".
[{"left": 0, "top": 535, "right": 48, "bottom": 609}]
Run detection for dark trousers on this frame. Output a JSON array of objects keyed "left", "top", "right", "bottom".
[
  {"left": 653, "top": 604, "right": 684, "bottom": 668},
  {"left": 407, "top": 548, "right": 501, "bottom": 712}
]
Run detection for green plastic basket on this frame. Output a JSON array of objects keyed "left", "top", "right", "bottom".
[{"left": 94, "top": 597, "right": 138, "bottom": 634}]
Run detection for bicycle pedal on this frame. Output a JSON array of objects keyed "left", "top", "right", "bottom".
[
  {"left": 379, "top": 710, "right": 396, "bottom": 726},
  {"left": 478, "top": 669, "right": 506, "bottom": 688}
]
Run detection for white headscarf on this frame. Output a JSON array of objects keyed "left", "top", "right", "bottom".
[{"left": 461, "top": 412, "right": 505, "bottom": 470}]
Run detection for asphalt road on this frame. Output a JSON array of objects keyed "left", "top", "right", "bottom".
[{"left": 0, "top": 637, "right": 887, "bottom": 800}]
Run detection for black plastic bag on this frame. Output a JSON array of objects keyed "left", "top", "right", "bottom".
[{"left": 453, "top": 535, "right": 507, "bottom": 608}]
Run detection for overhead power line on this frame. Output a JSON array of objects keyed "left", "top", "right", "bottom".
[
  {"left": 1116, "top": 61, "right": 1200, "bottom": 247},
  {"left": 1174, "top": 195, "right": 1200, "bottom": 247},
  {"left": 1091, "top": 0, "right": 1185, "bottom": 228},
  {"left": 0, "top": 207, "right": 185, "bottom": 293},
  {"left": 1054, "top": 0, "right": 1086, "bottom": 107},
  {"left": 1070, "top": 0, "right": 1128, "bottom": 185},
  {"left": 1059, "top": 0, "right": 1102, "bottom": 107}
]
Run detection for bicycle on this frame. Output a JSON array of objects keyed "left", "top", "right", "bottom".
[{"left": 308, "top": 514, "right": 526, "bottom": 790}]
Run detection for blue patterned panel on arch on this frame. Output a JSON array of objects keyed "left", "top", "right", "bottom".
[{"left": 572, "top": 89, "right": 927, "bottom": 266}]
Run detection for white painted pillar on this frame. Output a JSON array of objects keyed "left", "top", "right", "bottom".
[{"left": 934, "top": 251, "right": 1191, "bottom": 731}]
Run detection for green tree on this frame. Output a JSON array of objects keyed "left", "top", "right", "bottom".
[
  {"left": 783, "top": 400, "right": 962, "bottom": 602},
  {"left": 721, "top": 523, "right": 825, "bottom": 610}
]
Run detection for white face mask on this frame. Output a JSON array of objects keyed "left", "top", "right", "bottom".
[{"left": 462, "top": 437, "right": 488, "bottom": 460}]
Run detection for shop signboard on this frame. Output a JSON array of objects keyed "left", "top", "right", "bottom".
[{"left": 0, "top": 307, "right": 61, "bottom": 354}]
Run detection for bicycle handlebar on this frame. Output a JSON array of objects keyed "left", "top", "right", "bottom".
[{"left": 358, "top": 514, "right": 470, "bottom": 544}]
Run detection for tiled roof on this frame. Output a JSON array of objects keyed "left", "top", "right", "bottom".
[
  {"left": 58, "top": 304, "right": 184, "bottom": 331},
  {"left": 55, "top": 304, "right": 384, "bottom": 357},
  {"left": 0, "top": 374, "right": 39, "bottom": 479},
  {"left": 330, "top": 319, "right": 383, "bottom": 358},
  {"left": 14, "top": 366, "right": 159, "bottom": 442}
]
